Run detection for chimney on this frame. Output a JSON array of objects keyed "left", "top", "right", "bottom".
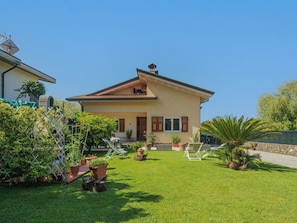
[{"left": 148, "top": 63, "right": 158, "bottom": 74}]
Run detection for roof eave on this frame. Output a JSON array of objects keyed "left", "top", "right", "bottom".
[
  {"left": 66, "top": 96, "right": 158, "bottom": 102},
  {"left": 0, "top": 49, "right": 56, "bottom": 84},
  {"left": 136, "top": 68, "right": 215, "bottom": 96}
]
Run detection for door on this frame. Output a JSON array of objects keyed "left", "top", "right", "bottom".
[{"left": 137, "top": 117, "right": 147, "bottom": 141}]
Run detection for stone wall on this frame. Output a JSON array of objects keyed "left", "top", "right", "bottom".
[{"left": 246, "top": 142, "right": 297, "bottom": 156}]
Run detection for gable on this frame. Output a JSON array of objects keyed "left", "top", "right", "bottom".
[
  {"left": 136, "top": 68, "right": 214, "bottom": 103},
  {"left": 66, "top": 67, "right": 214, "bottom": 102}
]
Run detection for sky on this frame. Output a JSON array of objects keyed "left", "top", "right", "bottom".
[{"left": 1, "top": 0, "right": 297, "bottom": 122}]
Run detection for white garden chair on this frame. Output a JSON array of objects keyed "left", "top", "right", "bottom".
[{"left": 184, "top": 142, "right": 207, "bottom": 161}]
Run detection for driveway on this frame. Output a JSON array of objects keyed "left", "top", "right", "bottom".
[{"left": 249, "top": 150, "right": 297, "bottom": 169}]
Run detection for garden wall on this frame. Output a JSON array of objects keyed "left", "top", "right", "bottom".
[{"left": 247, "top": 142, "right": 297, "bottom": 157}]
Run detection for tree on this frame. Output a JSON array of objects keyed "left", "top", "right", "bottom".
[
  {"left": 72, "top": 112, "right": 117, "bottom": 151},
  {"left": 201, "top": 115, "right": 276, "bottom": 169},
  {"left": 53, "top": 98, "right": 81, "bottom": 119},
  {"left": 15, "top": 80, "right": 46, "bottom": 101},
  {"left": 258, "top": 80, "right": 297, "bottom": 130}
]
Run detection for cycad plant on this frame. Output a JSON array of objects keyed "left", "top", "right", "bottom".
[{"left": 201, "top": 115, "right": 276, "bottom": 169}]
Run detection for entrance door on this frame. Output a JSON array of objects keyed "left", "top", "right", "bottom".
[{"left": 137, "top": 117, "right": 147, "bottom": 141}]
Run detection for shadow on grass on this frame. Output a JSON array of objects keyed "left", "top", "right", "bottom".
[
  {"left": 70, "top": 180, "right": 163, "bottom": 223},
  {"left": 248, "top": 162, "right": 297, "bottom": 172},
  {"left": 0, "top": 176, "right": 163, "bottom": 223},
  {"left": 210, "top": 159, "right": 296, "bottom": 173}
]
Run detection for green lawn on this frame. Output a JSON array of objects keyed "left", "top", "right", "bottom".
[{"left": 1, "top": 151, "right": 297, "bottom": 223}]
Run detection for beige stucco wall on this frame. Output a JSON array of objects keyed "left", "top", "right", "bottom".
[
  {"left": 0, "top": 61, "right": 38, "bottom": 100},
  {"left": 82, "top": 78, "right": 203, "bottom": 144}
]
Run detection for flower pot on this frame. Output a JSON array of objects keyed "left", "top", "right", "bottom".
[
  {"left": 138, "top": 150, "right": 144, "bottom": 155},
  {"left": 227, "top": 162, "right": 236, "bottom": 169},
  {"left": 86, "top": 156, "right": 97, "bottom": 165},
  {"left": 70, "top": 164, "right": 80, "bottom": 177},
  {"left": 81, "top": 158, "right": 86, "bottom": 166},
  {"left": 89, "top": 164, "right": 108, "bottom": 180},
  {"left": 37, "top": 176, "right": 48, "bottom": 183}
]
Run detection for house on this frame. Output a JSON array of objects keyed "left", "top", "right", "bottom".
[
  {"left": 66, "top": 64, "right": 214, "bottom": 144},
  {"left": 0, "top": 49, "right": 56, "bottom": 101}
]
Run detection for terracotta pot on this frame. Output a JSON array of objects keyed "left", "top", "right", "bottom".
[
  {"left": 227, "top": 162, "right": 236, "bottom": 169},
  {"left": 37, "top": 176, "right": 48, "bottom": 183},
  {"left": 81, "top": 158, "right": 86, "bottom": 166},
  {"left": 70, "top": 164, "right": 80, "bottom": 177},
  {"left": 86, "top": 156, "right": 97, "bottom": 165},
  {"left": 138, "top": 150, "right": 144, "bottom": 155},
  {"left": 89, "top": 164, "right": 108, "bottom": 180},
  {"left": 239, "top": 164, "right": 247, "bottom": 170}
]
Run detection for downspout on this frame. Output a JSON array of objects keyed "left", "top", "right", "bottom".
[{"left": 1, "top": 64, "right": 18, "bottom": 98}]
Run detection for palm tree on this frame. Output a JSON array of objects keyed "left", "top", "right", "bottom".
[{"left": 201, "top": 115, "right": 277, "bottom": 169}]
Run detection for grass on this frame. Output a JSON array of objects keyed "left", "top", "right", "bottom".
[{"left": 1, "top": 150, "right": 297, "bottom": 223}]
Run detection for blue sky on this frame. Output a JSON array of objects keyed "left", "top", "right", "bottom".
[{"left": 1, "top": 1, "right": 296, "bottom": 122}]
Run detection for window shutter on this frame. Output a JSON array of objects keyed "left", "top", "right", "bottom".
[
  {"left": 152, "top": 117, "right": 163, "bottom": 132},
  {"left": 119, "top": 119, "right": 125, "bottom": 132},
  {"left": 181, "top": 116, "right": 188, "bottom": 132}
]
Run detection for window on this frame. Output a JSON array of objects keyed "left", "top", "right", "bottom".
[
  {"left": 152, "top": 117, "right": 163, "bottom": 132},
  {"left": 152, "top": 116, "right": 188, "bottom": 132},
  {"left": 164, "top": 117, "right": 181, "bottom": 132},
  {"left": 116, "top": 119, "right": 125, "bottom": 132}
]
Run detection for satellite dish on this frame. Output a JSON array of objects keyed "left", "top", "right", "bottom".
[{"left": 1, "top": 38, "right": 19, "bottom": 54}]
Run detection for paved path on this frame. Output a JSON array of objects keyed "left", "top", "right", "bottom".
[{"left": 249, "top": 150, "right": 297, "bottom": 169}]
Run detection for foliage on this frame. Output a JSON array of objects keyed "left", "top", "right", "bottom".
[
  {"left": 53, "top": 98, "right": 81, "bottom": 119},
  {"left": 0, "top": 102, "right": 55, "bottom": 184},
  {"left": 1, "top": 151, "right": 297, "bottom": 222},
  {"left": 144, "top": 132, "right": 158, "bottom": 145},
  {"left": 258, "top": 80, "right": 297, "bottom": 130},
  {"left": 126, "top": 129, "right": 133, "bottom": 138},
  {"left": 201, "top": 115, "right": 276, "bottom": 169},
  {"left": 72, "top": 112, "right": 117, "bottom": 149},
  {"left": 89, "top": 157, "right": 108, "bottom": 167},
  {"left": 130, "top": 141, "right": 145, "bottom": 151},
  {"left": 171, "top": 134, "right": 181, "bottom": 144},
  {"left": 210, "top": 146, "right": 261, "bottom": 169},
  {"left": 65, "top": 140, "right": 81, "bottom": 166},
  {"left": 193, "top": 131, "right": 199, "bottom": 142},
  {"left": 15, "top": 80, "right": 46, "bottom": 100}
]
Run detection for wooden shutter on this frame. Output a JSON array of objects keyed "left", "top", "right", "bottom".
[
  {"left": 181, "top": 116, "right": 188, "bottom": 132},
  {"left": 119, "top": 119, "right": 125, "bottom": 132},
  {"left": 152, "top": 117, "right": 163, "bottom": 132}
]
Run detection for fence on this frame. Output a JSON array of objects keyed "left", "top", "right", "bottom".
[{"left": 253, "top": 131, "right": 297, "bottom": 145}]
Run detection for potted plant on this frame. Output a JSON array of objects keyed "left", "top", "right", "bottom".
[
  {"left": 126, "top": 129, "right": 133, "bottom": 142},
  {"left": 172, "top": 134, "right": 181, "bottom": 147},
  {"left": 137, "top": 148, "right": 145, "bottom": 155},
  {"left": 130, "top": 141, "right": 145, "bottom": 152},
  {"left": 89, "top": 157, "right": 108, "bottom": 180},
  {"left": 145, "top": 132, "right": 157, "bottom": 146},
  {"left": 66, "top": 142, "right": 81, "bottom": 177}
]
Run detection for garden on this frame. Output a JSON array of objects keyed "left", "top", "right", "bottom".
[{"left": 1, "top": 102, "right": 297, "bottom": 222}]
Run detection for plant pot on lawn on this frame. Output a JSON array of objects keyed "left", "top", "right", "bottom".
[
  {"left": 70, "top": 164, "right": 80, "bottom": 177},
  {"left": 89, "top": 158, "right": 108, "bottom": 180}
]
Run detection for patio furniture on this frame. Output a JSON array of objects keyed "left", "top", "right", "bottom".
[
  {"left": 102, "top": 138, "right": 128, "bottom": 159},
  {"left": 184, "top": 142, "right": 206, "bottom": 161}
]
